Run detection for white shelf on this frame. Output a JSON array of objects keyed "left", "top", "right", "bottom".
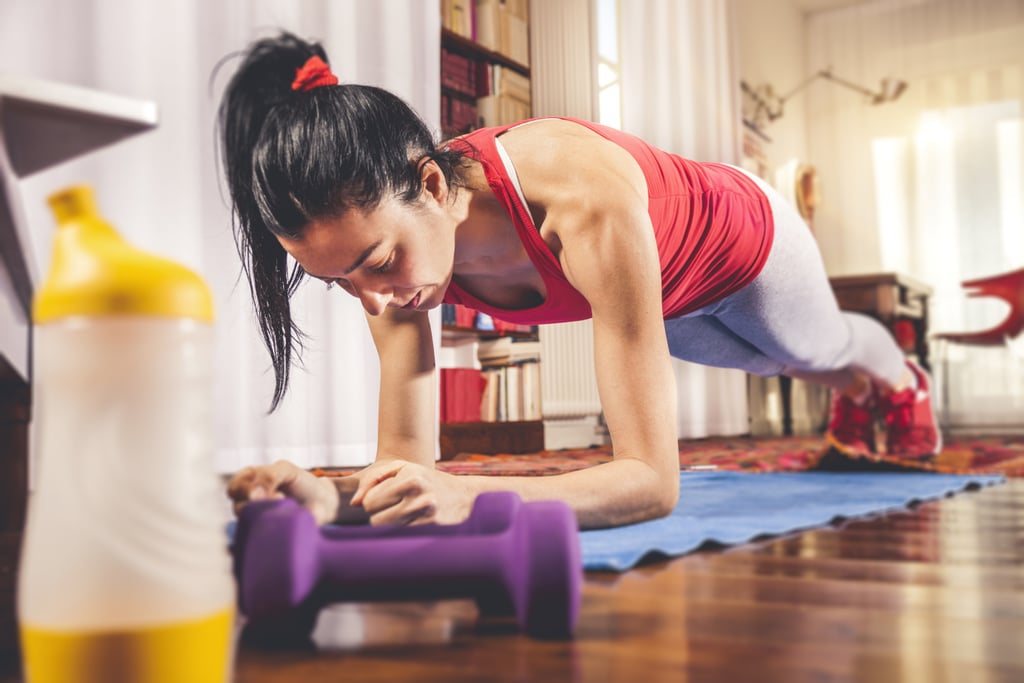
[{"left": 0, "top": 74, "right": 158, "bottom": 380}]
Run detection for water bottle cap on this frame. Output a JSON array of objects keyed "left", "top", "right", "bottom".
[{"left": 33, "top": 185, "right": 214, "bottom": 323}]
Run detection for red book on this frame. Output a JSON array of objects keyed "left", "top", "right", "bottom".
[
  {"left": 454, "top": 304, "right": 477, "bottom": 328},
  {"left": 439, "top": 368, "right": 486, "bottom": 423}
]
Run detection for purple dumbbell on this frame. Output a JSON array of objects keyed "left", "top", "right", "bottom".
[{"left": 232, "top": 491, "right": 581, "bottom": 639}]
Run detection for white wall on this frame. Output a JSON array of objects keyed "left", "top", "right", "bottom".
[
  {"left": 733, "top": 0, "right": 809, "bottom": 176},
  {"left": 804, "top": 1, "right": 1024, "bottom": 277}
]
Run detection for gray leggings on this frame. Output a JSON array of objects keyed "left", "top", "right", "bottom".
[{"left": 664, "top": 169, "right": 906, "bottom": 388}]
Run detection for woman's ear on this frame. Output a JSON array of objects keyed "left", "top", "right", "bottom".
[{"left": 419, "top": 159, "right": 448, "bottom": 205}]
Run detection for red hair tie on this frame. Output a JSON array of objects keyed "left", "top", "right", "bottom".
[{"left": 292, "top": 55, "right": 338, "bottom": 92}]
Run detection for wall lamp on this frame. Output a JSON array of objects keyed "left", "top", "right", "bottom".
[{"left": 741, "top": 68, "right": 908, "bottom": 135}]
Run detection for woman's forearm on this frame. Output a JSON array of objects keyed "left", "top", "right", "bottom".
[
  {"left": 456, "top": 457, "right": 679, "bottom": 529},
  {"left": 367, "top": 308, "right": 438, "bottom": 467}
]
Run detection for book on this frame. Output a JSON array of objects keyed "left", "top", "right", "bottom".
[
  {"left": 477, "top": 337, "right": 541, "bottom": 364},
  {"left": 505, "top": 364, "right": 522, "bottom": 421},
  {"left": 440, "top": 368, "right": 487, "bottom": 422},
  {"left": 522, "top": 360, "right": 542, "bottom": 420},
  {"left": 445, "top": 0, "right": 474, "bottom": 39},
  {"left": 474, "top": 0, "right": 530, "bottom": 66},
  {"left": 480, "top": 368, "right": 502, "bottom": 421}
]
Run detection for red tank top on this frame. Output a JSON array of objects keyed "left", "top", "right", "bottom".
[{"left": 442, "top": 118, "right": 774, "bottom": 324}]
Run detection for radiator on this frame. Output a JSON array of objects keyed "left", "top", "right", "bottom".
[{"left": 539, "top": 320, "right": 602, "bottom": 419}]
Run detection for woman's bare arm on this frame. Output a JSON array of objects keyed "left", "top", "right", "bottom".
[{"left": 365, "top": 306, "right": 438, "bottom": 466}]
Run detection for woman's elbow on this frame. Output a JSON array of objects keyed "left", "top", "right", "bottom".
[
  {"left": 651, "top": 477, "right": 679, "bottom": 519},
  {"left": 635, "top": 472, "right": 679, "bottom": 522}
]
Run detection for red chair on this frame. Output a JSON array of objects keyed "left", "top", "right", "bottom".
[
  {"left": 931, "top": 268, "right": 1024, "bottom": 426},
  {"left": 933, "top": 268, "right": 1024, "bottom": 346}
]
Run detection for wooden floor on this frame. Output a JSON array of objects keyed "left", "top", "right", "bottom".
[
  {"left": 2, "top": 478, "right": 1022, "bottom": 682},
  {"left": 230, "top": 477, "right": 1024, "bottom": 683}
]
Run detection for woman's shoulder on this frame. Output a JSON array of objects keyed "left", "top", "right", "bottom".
[
  {"left": 499, "top": 117, "right": 598, "bottom": 144},
  {"left": 494, "top": 120, "right": 649, "bottom": 250},
  {"left": 500, "top": 119, "right": 646, "bottom": 201}
]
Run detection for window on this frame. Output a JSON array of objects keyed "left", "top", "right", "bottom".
[
  {"left": 872, "top": 101, "right": 1024, "bottom": 425},
  {"left": 595, "top": 0, "right": 621, "bottom": 129}
]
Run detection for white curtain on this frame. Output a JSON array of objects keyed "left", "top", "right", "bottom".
[
  {"left": 807, "top": 0, "right": 1024, "bottom": 427},
  {"left": 617, "top": 0, "right": 750, "bottom": 437},
  {"left": 1, "top": 0, "right": 440, "bottom": 472},
  {"left": 531, "top": 0, "right": 595, "bottom": 120}
]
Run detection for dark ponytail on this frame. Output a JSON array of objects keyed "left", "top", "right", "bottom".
[{"left": 216, "top": 31, "right": 468, "bottom": 411}]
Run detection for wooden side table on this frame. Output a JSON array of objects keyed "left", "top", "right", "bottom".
[
  {"left": 760, "top": 272, "right": 934, "bottom": 437},
  {"left": 828, "top": 272, "right": 933, "bottom": 370}
]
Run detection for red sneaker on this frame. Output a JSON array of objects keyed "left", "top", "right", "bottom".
[
  {"left": 879, "top": 359, "right": 943, "bottom": 458},
  {"left": 825, "top": 390, "right": 877, "bottom": 457}
]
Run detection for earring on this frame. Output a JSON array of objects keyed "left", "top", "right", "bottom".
[{"left": 325, "top": 281, "right": 335, "bottom": 291}]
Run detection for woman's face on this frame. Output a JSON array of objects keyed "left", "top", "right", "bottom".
[{"left": 276, "top": 191, "right": 456, "bottom": 316}]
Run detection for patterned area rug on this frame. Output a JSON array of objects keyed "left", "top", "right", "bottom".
[
  {"left": 314, "top": 435, "right": 1024, "bottom": 478},
  {"left": 815, "top": 435, "right": 1024, "bottom": 476},
  {"left": 437, "top": 436, "right": 826, "bottom": 476}
]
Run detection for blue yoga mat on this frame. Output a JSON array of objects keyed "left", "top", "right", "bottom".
[{"left": 580, "top": 471, "right": 1005, "bottom": 571}]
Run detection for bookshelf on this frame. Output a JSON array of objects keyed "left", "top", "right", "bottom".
[
  {"left": 441, "top": 324, "right": 536, "bottom": 341},
  {"left": 438, "top": 2, "right": 540, "bottom": 460},
  {"left": 442, "top": 28, "right": 528, "bottom": 76},
  {"left": 438, "top": 304, "right": 543, "bottom": 459},
  {"left": 440, "top": 0, "right": 531, "bottom": 137}
]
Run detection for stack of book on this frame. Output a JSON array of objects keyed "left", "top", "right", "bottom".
[
  {"left": 476, "top": 65, "right": 531, "bottom": 128},
  {"left": 477, "top": 337, "right": 542, "bottom": 422},
  {"left": 477, "top": 337, "right": 541, "bottom": 364},
  {"left": 475, "top": 0, "right": 530, "bottom": 66}
]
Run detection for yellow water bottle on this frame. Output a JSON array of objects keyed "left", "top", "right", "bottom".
[{"left": 18, "top": 186, "right": 235, "bottom": 682}]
